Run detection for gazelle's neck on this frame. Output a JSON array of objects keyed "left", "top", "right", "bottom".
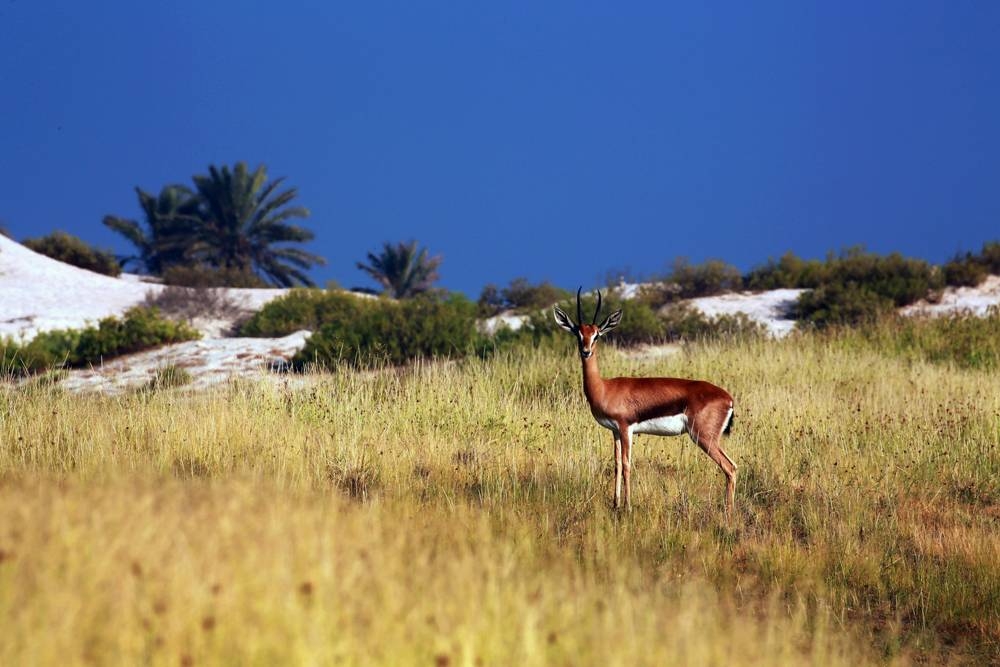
[{"left": 581, "top": 351, "right": 604, "bottom": 404}]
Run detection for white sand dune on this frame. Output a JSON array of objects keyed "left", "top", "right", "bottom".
[
  {"left": 1, "top": 235, "right": 309, "bottom": 392},
  {"left": 0, "top": 234, "right": 290, "bottom": 341},
  {"left": 901, "top": 275, "right": 1000, "bottom": 317},
  {"left": 57, "top": 331, "right": 311, "bottom": 393}
]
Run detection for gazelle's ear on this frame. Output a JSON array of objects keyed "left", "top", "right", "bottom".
[
  {"left": 553, "top": 306, "right": 577, "bottom": 333},
  {"left": 597, "top": 309, "right": 623, "bottom": 335}
]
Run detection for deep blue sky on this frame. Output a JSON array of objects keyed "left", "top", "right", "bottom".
[{"left": 2, "top": 2, "right": 998, "bottom": 295}]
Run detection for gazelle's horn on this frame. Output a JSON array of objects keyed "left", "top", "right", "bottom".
[
  {"left": 576, "top": 286, "right": 583, "bottom": 325},
  {"left": 592, "top": 290, "right": 602, "bottom": 325}
]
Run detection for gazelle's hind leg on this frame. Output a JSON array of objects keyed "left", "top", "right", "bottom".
[
  {"left": 621, "top": 428, "right": 633, "bottom": 511},
  {"left": 690, "top": 431, "right": 738, "bottom": 518}
]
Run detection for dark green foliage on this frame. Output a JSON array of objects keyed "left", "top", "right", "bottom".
[
  {"left": 744, "top": 251, "right": 827, "bottom": 290},
  {"left": 942, "top": 241, "right": 1000, "bottom": 287},
  {"left": 793, "top": 282, "right": 895, "bottom": 328},
  {"left": 635, "top": 258, "right": 743, "bottom": 309},
  {"left": 240, "top": 289, "right": 357, "bottom": 337},
  {"left": 942, "top": 254, "right": 989, "bottom": 287},
  {"left": 477, "top": 278, "right": 571, "bottom": 316},
  {"left": 2, "top": 307, "right": 199, "bottom": 376},
  {"left": 659, "top": 303, "right": 766, "bottom": 342},
  {"left": 145, "top": 364, "right": 194, "bottom": 391},
  {"left": 822, "top": 248, "right": 941, "bottom": 306},
  {"left": 103, "top": 163, "right": 324, "bottom": 287},
  {"left": 761, "top": 247, "right": 945, "bottom": 328},
  {"left": 103, "top": 185, "right": 200, "bottom": 274},
  {"left": 189, "top": 162, "right": 324, "bottom": 287},
  {"left": 357, "top": 240, "right": 442, "bottom": 298},
  {"left": 603, "top": 300, "right": 667, "bottom": 345},
  {"left": 161, "top": 265, "right": 268, "bottom": 288},
  {"left": 747, "top": 248, "right": 942, "bottom": 306},
  {"left": 669, "top": 258, "right": 744, "bottom": 299},
  {"left": 293, "top": 294, "right": 478, "bottom": 368},
  {"left": 22, "top": 231, "right": 121, "bottom": 276}
]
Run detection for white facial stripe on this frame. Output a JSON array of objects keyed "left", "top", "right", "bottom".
[{"left": 630, "top": 414, "right": 689, "bottom": 437}]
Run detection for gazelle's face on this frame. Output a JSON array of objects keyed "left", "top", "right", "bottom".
[
  {"left": 576, "top": 324, "right": 600, "bottom": 359},
  {"left": 552, "top": 289, "right": 622, "bottom": 361}
]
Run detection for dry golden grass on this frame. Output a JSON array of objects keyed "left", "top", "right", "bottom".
[{"left": 1, "top": 334, "right": 998, "bottom": 665}]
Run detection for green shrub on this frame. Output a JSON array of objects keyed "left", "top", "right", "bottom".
[
  {"left": 942, "top": 241, "right": 1000, "bottom": 287},
  {"left": 2, "top": 307, "right": 199, "bottom": 376},
  {"left": 145, "top": 364, "right": 194, "bottom": 391},
  {"left": 293, "top": 294, "right": 479, "bottom": 368},
  {"left": 669, "top": 258, "right": 744, "bottom": 298},
  {"left": 942, "top": 253, "right": 989, "bottom": 287},
  {"left": 161, "top": 265, "right": 269, "bottom": 288},
  {"left": 981, "top": 241, "right": 1000, "bottom": 273},
  {"left": 240, "top": 289, "right": 364, "bottom": 337},
  {"left": 477, "top": 278, "right": 571, "bottom": 316},
  {"left": 659, "top": 303, "right": 767, "bottom": 342},
  {"left": 793, "top": 282, "right": 895, "bottom": 329},
  {"left": 826, "top": 248, "right": 941, "bottom": 306},
  {"left": 636, "top": 258, "right": 743, "bottom": 308},
  {"left": 766, "top": 248, "right": 944, "bottom": 328},
  {"left": 22, "top": 231, "right": 121, "bottom": 277},
  {"left": 744, "top": 251, "right": 827, "bottom": 290},
  {"left": 747, "top": 248, "right": 941, "bottom": 317}
]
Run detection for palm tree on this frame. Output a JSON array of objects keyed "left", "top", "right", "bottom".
[
  {"left": 102, "top": 185, "right": 200, "bottom": 273},
  {"left": 357, "top": 240, "right": 442, "bottom": 298},
  {"left": 189, "top": 162, "right": 324, "bottom": 287}
]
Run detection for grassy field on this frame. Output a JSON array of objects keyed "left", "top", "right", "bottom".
[{"left": 1, "top": 332, "right": 998, "bottom": 665}]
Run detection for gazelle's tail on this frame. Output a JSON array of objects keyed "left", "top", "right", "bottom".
[{"left": 722, "top": 403, "right": 734, "bottom": 436}]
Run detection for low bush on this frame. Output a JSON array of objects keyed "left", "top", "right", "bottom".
[
  {"left": 744, "top": 251, "right": 827, "bottom": 290},
  {"left": 942, "top": 253, "right": 989, "bottom": 287},
  {"left": 144, "top": 364, "right": 194, "bottom": 391},
  {"left": 942, "top": 241, "right": 1000, "bottom": 287},
  {"left": 22, "top": 231, "right": 121, "bottom": 277},
  {"left": 668, "top": 257, "right": 743, "bottom": 298},
  {"left": 144, "top": 285, "right": 243, "bottom": 322},
  {"left": 753, "top": 247, "right": 943, "bottom": 328},
  {"left": 2, "top": 307, "right": 199, "bottom": 376},
  {"left": 634, "top": 258, "right": 743, "bottom": 309},
  {"left": 793, "top": 282, "right": 895, "bottom": 329},
  {"left": 659, "top": 303, "right": 767, "bottom": 342},
  {"left": 477, "top": 278, "right": 571, "bottom": 316},
  {"left": 747, "top": 247, "right": 942, "bottom": 320},
  {"left": 293, "top": 293, "right": 479, "bottom": 368},
  {"left": 240, "top": 289, "right": 363, "bottom": 337},
  {"left": 161, "top": 265, "right": 269, "bottom": 288}
]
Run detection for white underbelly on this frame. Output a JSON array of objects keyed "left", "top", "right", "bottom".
[
  {"left": 594, "top": 416, "right": 619, "bottom": 433},
  {"left": 630, "top": 413, "right": 689, "bottom": 436}
]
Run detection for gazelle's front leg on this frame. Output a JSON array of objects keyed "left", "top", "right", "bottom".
[
  {"left": 620, "top": 427, "right": 633, "bottom": 511},
  {"left": 613, "top": 433, "right": 623, "bottom": 509}
]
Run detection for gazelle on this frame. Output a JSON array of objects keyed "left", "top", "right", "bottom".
[{"left": 554, "top": 288, "right": 737, "bottom": 515}]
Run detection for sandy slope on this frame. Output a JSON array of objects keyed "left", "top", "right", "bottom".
[
  {"left": 57, "top": 331, "right": 311, "bottom": 393},
  {"left": 0, "top": 234, "right": 288, "bottom": 341},
  {"left": 1, "top": 235, "right": 308, "bottom": 392},
  {"left": 901, "top": 275, "right": 1000, "bottom": 317}
]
